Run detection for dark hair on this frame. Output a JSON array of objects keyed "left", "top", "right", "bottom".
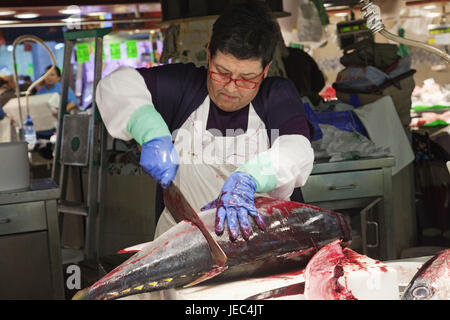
[
  {"left": 209, "top": 1, "right": 279, "bottom": 68},
  {"left": 45, "top": 65, "right": 61, "bottom": 77}
]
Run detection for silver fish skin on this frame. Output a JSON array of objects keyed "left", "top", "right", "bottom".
[
  {"left": 402, "top": 249, "right": 450, "bottom": 300},
  {"left": 76, "top": 197, "right": 352, "bottom": 300}
]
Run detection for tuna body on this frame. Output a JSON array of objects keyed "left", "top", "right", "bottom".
[{"left": 81, "top": 197, "right": 352, "bottom": 300}]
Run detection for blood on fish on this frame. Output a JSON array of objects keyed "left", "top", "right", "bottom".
[
  {"left": 76, "top": 196, "right": 353, "bottom": 300},
  {"left": 304, "top": 240, "right": 357, "bottom": 300},
  {"left": 172, "top": 224, "right": 199, "bottom": 238},
  {"left": 255, "top": 199, "right": 352, "bottom": 242},
  {"left": 183, "top": 219, "right": 196, "bottom": 227},
  {"left": 378, "top": 265, "right": 388, "bottom": 272},
  {"left": 342, "top": 248, "right": 367, "bottom": 270}
]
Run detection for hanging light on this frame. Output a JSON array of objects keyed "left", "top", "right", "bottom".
[
  {"left": 0, "top": 10, "right": 16, "bottom": 16},
  {"left": 14, "top": 12, "right": 40, "bottom": 19},
  {"left": 0, "top": 20, "right": 18, "bottom": 25},
  {"left": 86, "top": 11, "right": 106, "bottom": 17},
  {"left": 59, "top": 7, "right": 82, "bottom": 15}
]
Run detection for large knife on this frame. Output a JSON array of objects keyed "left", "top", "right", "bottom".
[
  {"left": 163, "top": 181, "right": 227, "bottom": 266},
  {"left": 244, "top": 282, "right": 305, "bottom": 300}
]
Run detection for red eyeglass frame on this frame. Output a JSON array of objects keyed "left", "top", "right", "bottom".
[{"left": 207, "top": 54, "right": 268, "bottom": 90}]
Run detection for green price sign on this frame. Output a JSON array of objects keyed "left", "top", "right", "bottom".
[
  {"left": 110, "top": 42, "right": 121, "bottom": 60},
  {"left": 76, "top": 43, "right": 90, "bottom": 63},
  {"left": 126, "top": 40, "right": 138, "bottom": 58},
  {"left": 26, "top": 63, "right": 34, "bottom": 75}
]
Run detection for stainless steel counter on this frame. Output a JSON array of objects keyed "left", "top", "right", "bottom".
[
  {"left": 0, "top": 178, "right": 64, "bottom": 299},
  {"left": 0, "top": 178, "right": 61, "bottom": 205},
  {"left": 311, "top": 157, "right": 395, "bottom": 174}
]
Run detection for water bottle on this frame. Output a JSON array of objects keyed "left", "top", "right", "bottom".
[{"left": 23, "top": 115, "right": 37, "bottom": 151}]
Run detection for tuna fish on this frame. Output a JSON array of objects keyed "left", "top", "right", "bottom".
[
  {"left": 402, "top": 249, "right": 450, "bottom": 300},
  {"left": 304, "top": 239, "right": 357, "bottom": 300},
  {"left": 304, "top": 239, "right": 401, "bottom": 300},
  {"left": 74, "top": 197, "right": 352, "bottom": 300}
]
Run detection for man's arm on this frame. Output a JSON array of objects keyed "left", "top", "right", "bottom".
[
  {"left": 96, "top": 66, "right": 167, "bottom": 142},
  {"left": 96, "top": 66, "right": 178, "bottom": 188},
  {"left": 241, "top": 80, "right": 315, "bottom": 200},
  {"left": 239, "top": 132, "right": 314, "bottom": 200}
]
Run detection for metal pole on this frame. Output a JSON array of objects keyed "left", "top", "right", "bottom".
[
  {"left": 52, "top": 40, "right": 74, "bottom": 185},
  {"left": 94, "top": 35, "right": 107, "bottom": 259},
  {"left": 85, "top": 35, "right": 104, "bottom": 260}
]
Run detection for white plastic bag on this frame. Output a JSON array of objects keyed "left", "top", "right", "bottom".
[
  {"left": 317, "top": 124, "right": 390, "bottom": 162},
  {"left": 297, "top": 1, "right": 323, "bottom": 42}
]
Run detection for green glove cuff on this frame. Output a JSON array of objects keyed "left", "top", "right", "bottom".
[
  {"left": 238, "top": 153, "right": 277, "bottom": 193},
  {"left": 126, "top": 104, "right": 171, "bottom": 145}
]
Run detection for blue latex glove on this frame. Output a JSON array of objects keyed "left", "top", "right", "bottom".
[
  {"left": 140, "top": 136, "right": 179, "bottom": 189},
  {"left": 201, "top": 171, "right": 266, "bottom": 241}
]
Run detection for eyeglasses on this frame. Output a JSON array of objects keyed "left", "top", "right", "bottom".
[{"left": 207, "top": 55, "right": 266, "bottom": 90}]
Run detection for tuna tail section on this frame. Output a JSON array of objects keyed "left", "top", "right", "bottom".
[
  {"left": 72, "top": 287, "right": 90, "bottom": 300},
  {"left": 79, "top": 273, "right": 192, "bottom": 300}
]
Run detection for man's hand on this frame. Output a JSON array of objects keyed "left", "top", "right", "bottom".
[
  {"left": 140, "top": 136, "right": 179, "bottom": 189},
  {"left": 201, "top": 171, "right": 266, "bottom": 241}
]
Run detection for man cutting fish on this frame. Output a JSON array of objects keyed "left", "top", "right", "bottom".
[{"left": 96, "top": 1, "right": 314, "bottom": 241}]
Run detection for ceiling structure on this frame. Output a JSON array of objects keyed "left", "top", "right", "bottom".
[
  {"left": 0, "top": 1, "right": 163, "bottom": 43},
  {"left": 0, "top": 1, "right": 161, "bottom": 29},
  {"left": 0, "top": 1, "right": 448, "bottom": 34},
  {"left": 0, "top": 1, "right": 448, "bottom": 24}
]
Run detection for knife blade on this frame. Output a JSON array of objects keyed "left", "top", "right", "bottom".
[
  {"left": 244, "top": 282, "right": 305, "bottom": 300},
  {"left": 163, "top": 181, "right": 227, "bottom": 266}
]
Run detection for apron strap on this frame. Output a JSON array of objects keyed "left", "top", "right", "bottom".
[
  {"left": 290, "top": 187, "right": 305, "bottom": 203},
  {"left": 155, "top": 185, "right": 165, "bottom": 224}
]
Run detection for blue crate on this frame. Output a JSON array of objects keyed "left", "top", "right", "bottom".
[{"left": 304, "top": 102, "right": 368, "bottom": 141}]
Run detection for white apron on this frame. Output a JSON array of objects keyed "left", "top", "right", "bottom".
[{"left": 154, "top": 96, "right": 270, "bottom": 238}]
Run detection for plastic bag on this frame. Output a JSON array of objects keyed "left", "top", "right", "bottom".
[
  {"left": 315, "top": 124, "right": 390, "bottom": 162},
  {"left": 297, "top": 1, "right": 323, "bottom": 42},
  {"left": 335, "top": 66, "right": 389, "bottom": 91},
  {"left": 304, "top": 102, "right": 368, "bottom": 141}
]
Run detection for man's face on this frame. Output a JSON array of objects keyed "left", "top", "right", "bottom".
[
  {"left": 44, "top": 69, "right": 60, "bottom": 86},
  {"left": 207, "top": 50, "right": 269, "bottom": 112}
]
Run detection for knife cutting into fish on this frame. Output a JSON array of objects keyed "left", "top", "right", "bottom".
[
  {"left": 73, "top": 197, "right": 352, "bottom": 300},
  {"left": 163, "top": 180, "right": 228, "bottom": 267}
]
